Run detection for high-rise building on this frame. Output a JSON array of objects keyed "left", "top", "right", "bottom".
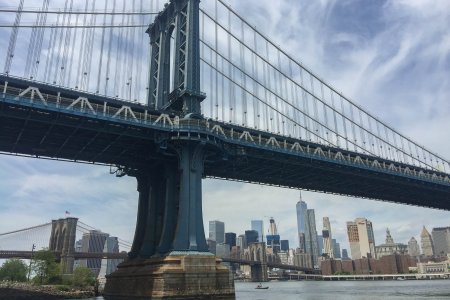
[
  {"left": 342, "top": 249, "right": 349, "bottom": 260},
  {"left": 431, "top": 227, "right": 450, "bottom": 257},
  {"left": 317, "top": 235, "right": 323, "bottom": 255},
  {"left": 245, "top": 230, "right": 259, "bottom": 245},
  {"left": 236, "top": 234, "right": 246, "bottom": 250},
  {"left": 207, "top": 238, "right": 217, "bottom": 254},
  {"left": 225, "top": 232, "right": 236, "bottom": 250},
  {"left": 216, "top": 243, "right": 230, "bottom": 258},
  {"left": 266, "top": 218, "right": 281, "bottom": 253},
  {"left": 296, "top": 193, "right": 308, "bottom": 250},
  {"left": 346, "top": 218, "right": 376, "bottom": 259},
  {"left": 322, "top": 217, "right": 334, "bottom": 258},
  {"left": 79, "top": 230, "right": 109, "bottom": 276},
  {"left": 98, "top": 237, "right": 121, "bottom": 276},
  {"left": 251, "top": 220, "right": 264, "bottom": 242},
  {"left": 97, "top": 237, "right": 123, "bottom": 286},
  {"left": 209, "top": 220, "right": 225, "bottom": 244},
  {"left": 280, "top": 240, "right": 289, "bottom": 252},
  {"left": 332, "top": 239, "right": 341, "bottom": 259},
  {"left": 305, "top": 209, "right": 320, "bottom": 267},
  {"left": 421, "top": 226, "right": 435, "bottom": 257},
  {"left": 408, "top": 237, "right": 420, "bottom": 257}
]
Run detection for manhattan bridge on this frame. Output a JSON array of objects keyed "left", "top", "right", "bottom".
[{"left": 0, "top": 0, "right": 449, "bottom": 298}]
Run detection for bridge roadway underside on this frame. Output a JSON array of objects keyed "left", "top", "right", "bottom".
[{"left": 1, "top": 90, "right": 449, "bottom": 210}]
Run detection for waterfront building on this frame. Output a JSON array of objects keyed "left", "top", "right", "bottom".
[
  {"left": 245, "top": 230, "right": 259, "bottom": 245},
  {"left": 347, "top": 218, "right": 376, "bottom": 259},
  {"left": 322, "top": 217, "right": 334, "bottom": 258},
  {"left": 375, "top": 228, "right": 407, "bottom": 259},
  {"left": 431, "top": 227, "right": 450, "bottom": 257},
  {"left": 251, "top": 220, "right": 264, "bottom": 242},
  {"left": 332, "top": 239, "right": 341, "bottom": 259},
  {"left": 278, "top": 251, "right": 289, "bottom": 265},
  {"left": 417, "top": 260, "right": 450, "bottom": 274},
  {"left": 408, "top": 237, "right": 420, "bottom": 257},
  {"left": 225, "top": 232, "right": 236, "bottom": 250},
  {"left": 280, "top": 240, "right": 289, "bottom": 252},
  {"left": 420, "top": 226, "right": 435, "bottom": 257},
  {"left": 296, "top": 193, "right": 308, "bottom": 250},
  {"left": 209, "top": 220, "right": 225, "bottom": 244},
  {"left": 79, "top": 230, "right": 109, "bottom": 276}
]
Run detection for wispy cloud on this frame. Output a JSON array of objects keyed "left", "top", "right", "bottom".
[{"left": 0, "top": 0, "right": 449, "bottom": 258}]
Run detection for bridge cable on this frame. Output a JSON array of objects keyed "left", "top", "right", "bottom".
[
  {"left": 3, "top": 0, "right": 24, "bottom": 75},
  {"left": 212, "top": 0, "right": 449, "bottom": 170}
]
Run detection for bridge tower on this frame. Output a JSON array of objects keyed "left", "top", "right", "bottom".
[
  {"left": 249, "top": 242, "right": 268, "bottom": 282},
  {"left": 48, "top": 217, "right": 78, "bottom": 274},
  {"left": 103, "top": 0, "right": 234, "bottom": 299}
]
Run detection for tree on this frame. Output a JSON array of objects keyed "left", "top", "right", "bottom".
[
  {"left": 32, "top": 250, "right": 61, "bottom": 285},
  {"left": 72, "top": 267, "right": 96, "bottom": 287},
  {"left": 0, "top": 258, "right": 28, "bottom": 282}
]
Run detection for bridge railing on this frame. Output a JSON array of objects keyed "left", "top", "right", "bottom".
[{"left": 2, "top": 82, "right": 450, "bottom": 187}]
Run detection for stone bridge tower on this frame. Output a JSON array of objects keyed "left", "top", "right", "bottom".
[{"left": 48, "top": 217, "right": 78, "bottom": 274}]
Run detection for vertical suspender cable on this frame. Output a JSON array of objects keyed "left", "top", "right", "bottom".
[
  {"left": 96, "top": 0, "right": 109, "bottom": 93},
  {"left": 59, "top": 0, "right": 74, "bottom": 86},
  {"left": 3, "top": 0, "right": 24, "bottom": 75},
  {"left": 52, "top": 0, "right": 70, "bottom": 84},
  {"left": 83, "top": 0, "right": 97, "bottom": 91},
  {"left": 76, "top": 0, "right": 89, "bottom": 89},
  {"left": 105, "top": 0, "right": 117, "bottom": 96}
]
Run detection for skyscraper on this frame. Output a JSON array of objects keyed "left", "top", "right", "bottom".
[
  {"left": 322, "top": 217, "right": 334, "bottom": 258},
  {"left": 317, "top": 235, "right": 323, "bottom": 255},
  {"left": 431, "top": 227, "right": 450, "bottom": 257},
  {"left": 236, "top": 234, "right": 246, "bottom": 250},
  {"left": 251, "top": 220, "right": 264, "bottom": 242},
  {"left": 332, "top": 239, "right": 341, "bottom": 259},
  {"left": 296, "top": 193, "right": 308, "bottom": 251},
  {"left": 421, "top": 226, "right": 434, "bottom": 257},
  {"left": 346, "top": 218, "right": 376, "bottom": 259},
  {"left": 225, "top": 232, "right": 236, "bottom": 250},
  {"left": 245, "top": 230, "right": 259, "bottom": 245},
  {"left": 408, "top": 237, "right": 420, "bottom": 257},
  {"left": 305, "top": 209, "right": 320, "bottom": 267},
  {"left": 342, "top": 249, "right": 349, "bottom": 260},
  {"left": 79, "top": 230, "right": 109, "bottom": 276},
  {"left": 266, "top": 218, "right": 281, "bottom": 253},
  {"left": 209, "top": 220, "right": 225, "bottom": 244},
  {"left": 280, "top": 240, "right": 289, "bottom": 252}
]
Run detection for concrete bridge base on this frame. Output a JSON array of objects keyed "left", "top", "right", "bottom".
[{"left": 103, "top": 254, "right": 235, "bottom": 299}]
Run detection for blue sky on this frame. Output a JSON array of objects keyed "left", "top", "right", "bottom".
[{"left": 1, "top": 0, "right": 450, "bottom": 257}]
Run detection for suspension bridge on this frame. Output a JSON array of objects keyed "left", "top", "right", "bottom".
[{"left": 0, "top": 0, "right": 449, "bottom": 298}]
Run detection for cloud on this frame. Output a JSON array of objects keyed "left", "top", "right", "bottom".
[{"left": 1, "top": 0, "right": 450, "bottom": 260}]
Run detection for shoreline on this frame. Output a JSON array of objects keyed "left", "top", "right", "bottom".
[{"left": 0, "top": 282, "right": 95, "bottom": 300}]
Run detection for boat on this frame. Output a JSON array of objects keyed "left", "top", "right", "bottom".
[
  {"left": 255, "top": 284, "right": 269, "bottom": 289},
  {"left": 396, "top": 277, "right": 405, "bottom": 281}
]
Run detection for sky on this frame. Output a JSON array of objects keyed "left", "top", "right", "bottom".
[{"left": 1, "top": 0, "right": 450, "bottom": 258}]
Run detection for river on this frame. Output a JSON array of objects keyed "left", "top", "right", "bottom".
[{"left": 78, "top": 279, "right": 450, "bottom": 299}]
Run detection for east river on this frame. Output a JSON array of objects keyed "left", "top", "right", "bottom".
[{"left": 81, "top": 279, "right": 450, "bottom": 299}]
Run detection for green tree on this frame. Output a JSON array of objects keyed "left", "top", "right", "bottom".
[
  {"left": 0, "top": 258, "right": 28, "bottom": 282},
  {"left": 32, "top": 250, "right": 61, "bottom": 285},
  {"left": 72, "top": 267, "right": 96, "bottom": 287}
]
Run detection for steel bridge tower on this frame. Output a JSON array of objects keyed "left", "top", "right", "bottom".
[{"left": 103, "top": 0, "right": 235, "bottom": 299}]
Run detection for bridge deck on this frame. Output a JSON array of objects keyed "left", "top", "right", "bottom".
[{"left": 1, "top": 76, "right": 450, "bottom": 209}]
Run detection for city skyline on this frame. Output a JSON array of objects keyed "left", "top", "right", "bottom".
[{"left": 1, "top": 0, "right": 450, "bottom": 260}]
